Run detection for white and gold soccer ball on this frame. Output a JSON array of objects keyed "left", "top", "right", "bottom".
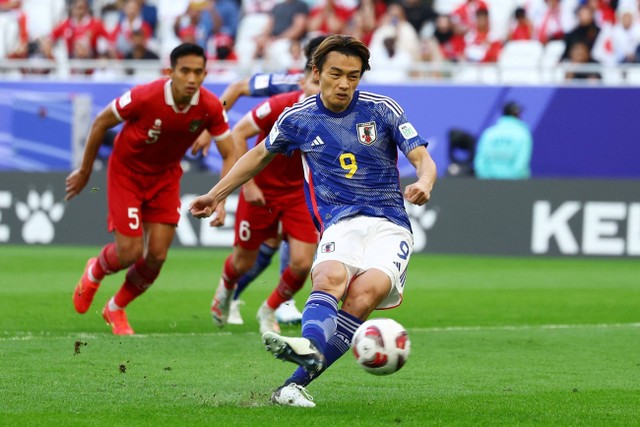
[{"left": 352, "top": 318, "right": 411, "bottom": 375}]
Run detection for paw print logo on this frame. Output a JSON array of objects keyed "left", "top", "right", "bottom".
[
  {"left": 404, "top": 201, "right": 438, "bottom": 252},
  {"left": 15, "top": 190, "right": 65, "bottom": 244}
]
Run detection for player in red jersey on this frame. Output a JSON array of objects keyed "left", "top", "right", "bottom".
[
  {"left": 210, "top": 64, "right": 320, "bottom": 333},
  {"left": 213, "top": 35, "right": 329, "bottom": 327},
  {"left": 65, "top": 43, "right": 236, "bottom": 335}
]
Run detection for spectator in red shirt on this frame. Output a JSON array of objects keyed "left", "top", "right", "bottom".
[
  {"left": 307, "top": 0, "right": 355, "bottom": 36},
  {"left": 508, "top": 7, "right": 535, "bottom": 41},
  {"left": 207, "top": 32, "right": 237, "bottom": 61},
  {"left": 205, "top": 32, "right": 240, "bottom": 79},
  {"left": 41, "top": 0, "right": 112, "bottom": 59},
  {"left": 349, "top": 0, "right": 388, "bottom": 46},
  {"left": 451, "top": 0, "right": 489, "bottom": 35},
  {"left": 463, "top": 7, "right": 502, "bottom": 62}
]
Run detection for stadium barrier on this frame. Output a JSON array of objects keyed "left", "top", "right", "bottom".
[
  {"left": 0, "top": 80, "right": 639, "bottom": 179},
  {"left": 1, "top": 172, "right": 637, "bottom": 258},
  {"left": 2, "top": 59, "right": 640, "bottom": 86}
]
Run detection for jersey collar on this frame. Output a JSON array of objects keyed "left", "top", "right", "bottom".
[
  {"left": 164, "top": 79, "right": 200, "bottom": 113},
  {"left": 316, "top": 91, "right": 359, "bottom": 117}
]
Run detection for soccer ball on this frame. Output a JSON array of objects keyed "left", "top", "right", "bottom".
[{"left": 351, "top": 318, "right": 410, "bottom": 375}]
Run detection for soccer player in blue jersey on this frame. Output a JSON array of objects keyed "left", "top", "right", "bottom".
[{"left": 190, "top": 34, "right": 437, "bottom": 407}]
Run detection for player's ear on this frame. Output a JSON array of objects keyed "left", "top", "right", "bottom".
[
  {"left": 312, "top": 66, "right": 320, "bottom": 82},
  {"left": 163, "top": 67, "right": 172, "bottom": 77}
]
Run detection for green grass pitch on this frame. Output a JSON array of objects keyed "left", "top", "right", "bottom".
[{"left": 0, "top": 245, "right": 638, "bottom": 426}]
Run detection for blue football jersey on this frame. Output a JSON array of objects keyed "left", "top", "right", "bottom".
[
  {"left": 248, "top": 72, "right": 304, "bottom": 97},
  {"left": 265, "top": 90, "right": 429, "bottom": 233}
]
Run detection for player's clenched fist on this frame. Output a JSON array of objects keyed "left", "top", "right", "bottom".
[
  {"left": 403, "top": 182, "right": 431, "bottom": 206},
  {"left": 189, "top": 194, "right": 218, "bottom": 218}
]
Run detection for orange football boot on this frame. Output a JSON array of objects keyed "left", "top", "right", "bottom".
[
  {"left": 102, "top": 303, "right": 135, "bottom": 335},
  {"left": 72, "top": 257, "right": 100, "bottom": 314}
]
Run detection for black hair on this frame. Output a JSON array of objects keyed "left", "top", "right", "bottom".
[
  {"left": 503, "top": 102, "right": 522, "bottom": 117},
  {"left": 304, "top": 35, "right": 329, "bottom": 59},
  {"left": 170, "top": 43, "right": 207, "bottom": 68}
]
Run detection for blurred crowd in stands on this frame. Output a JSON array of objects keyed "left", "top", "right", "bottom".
[{"left": 1, "top": 0, "right": 640, "bottom": 82}]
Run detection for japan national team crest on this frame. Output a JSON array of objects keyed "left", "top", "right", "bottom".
[
  {"left": 356, "top": 121, "right": 377, "bottom": 145},
  {"left": 321, "top": 242, "right": 335, "bottom": 253},
  {"left": 189, "top": 120, "right": 203, "bottom": 133}
]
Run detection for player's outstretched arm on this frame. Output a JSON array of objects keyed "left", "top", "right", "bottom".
[
  {"left": 231, "top": 113, "right": 266, "bottom": 206},
  {"left": 190, "top": 142, "right": 276, "bottom": 218},
  {"left": 219, "top": 79, "right": 250, "bottom": 111},
  {"left": 206, "top": 133, "right": 238, "bottom": 227},
  {"left": 215, "top": 133, "right": 239, "bottom": 180},
  {"left": 65, "top": 105, "right": 121, "bottom": 201},
  {"left": 404, "top": 146, "right": 437, "bottom": 206}
]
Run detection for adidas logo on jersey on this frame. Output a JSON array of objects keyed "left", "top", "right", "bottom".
[{"left": 311, "top": 136, "right": 325, "bottom": 146}]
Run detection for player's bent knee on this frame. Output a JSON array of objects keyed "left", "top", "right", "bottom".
[
  {"left": 312, "top": 265, "right": 347, "bottom": 288},
  {"left": 288, "top": 260, "right": 312, "bottom": 277},
  {"left": 116, "top": 246, "right": 143, "bottom": 267},
  {"left": 144, "top": 252, "right": 168, "bottom": 268},
  {"left": 344, "top": 282, "right": 390, "bottom": 315},
  {"left": 231, "top": 257, "right": 255, "bottom": 275},
  {"left": 340, "top": 298, "right": 377, "bottom": 320}
]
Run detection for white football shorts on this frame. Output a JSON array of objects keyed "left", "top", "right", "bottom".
[{"left": 312, "top": 216, "right": 414, "bottom": 309}]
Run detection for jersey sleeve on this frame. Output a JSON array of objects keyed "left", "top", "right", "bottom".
[
  {"left": 265, "top": 114, "right": 298, "bottom": 156},
  {"left": 111, "top": 84, "right": 145, "bottom": 122},
  {"left": 206, "top": 96, "right": 231, "bottom": 140},
  {"left": 251, "top": 97, "right": 281, "bottom": 135},
  {"left": 387, "top": 107, "right": 429, "bottom": 157},
  {"left": 248, "top": 73, "right": 303, "bottom": 97}
]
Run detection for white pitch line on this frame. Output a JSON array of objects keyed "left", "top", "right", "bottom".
[
  {"left": 1, "top": 322, "right": 639, "bottom": 341},
  {"left": 412, "top": 322, "right": 640, "bottom": 333}
]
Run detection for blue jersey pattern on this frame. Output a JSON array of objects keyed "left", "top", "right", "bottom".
[{"left": 265, "top": 90, "right": 429, "bottom": 233}]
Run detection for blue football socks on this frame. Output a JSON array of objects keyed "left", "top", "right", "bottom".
[
  {"left": 279, "top": 240, "right": 290, "bottom": 275},
  {"left": 286, "top": 309, "right": 363, "bottom": 386},
  {"left": 301, "top": 291, "right": 339, "bottom": 353},
  {"left": 233, "top": 242, "right": 278, "bottom": 300}
]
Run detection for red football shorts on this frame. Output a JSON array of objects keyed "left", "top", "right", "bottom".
[
  {"left": 234, "top": 190, "right": 318, "bottom": 250},
  {"left": 107, "top": 161, "right": 182, "bottom": 237}
]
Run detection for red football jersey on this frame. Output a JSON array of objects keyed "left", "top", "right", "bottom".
[
  {"left": 110, "top": 78, "right": 230, "bottom": 174},
  {"left": 250, "top": 90, "right": 305, "bottom": 195}
]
